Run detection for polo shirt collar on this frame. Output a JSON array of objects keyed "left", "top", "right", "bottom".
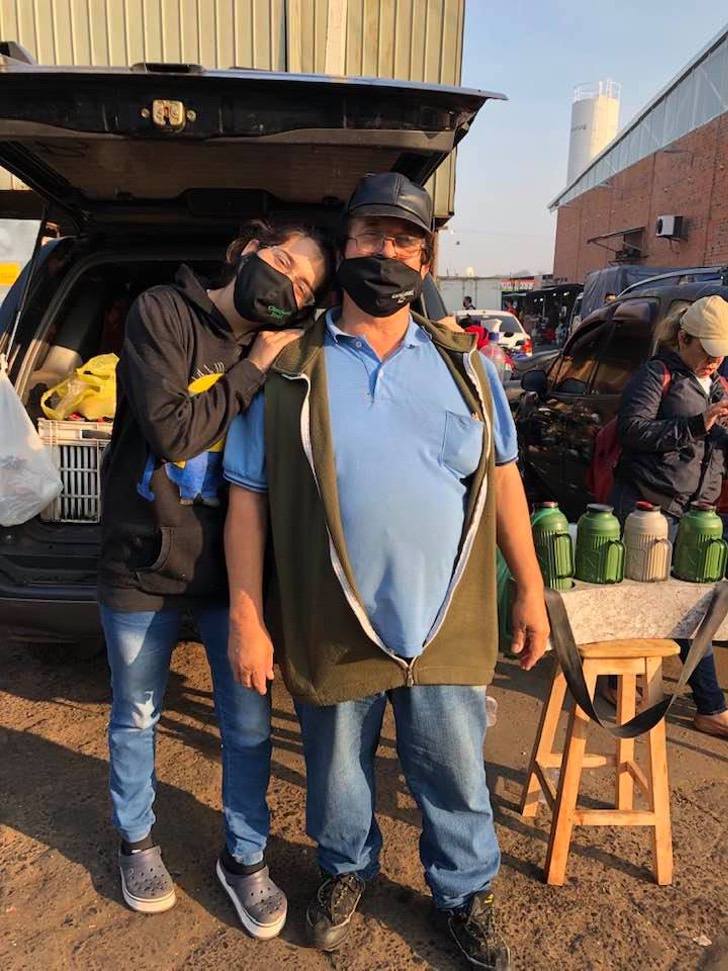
[{"left": 324, "top": 307, "right": 428, "bottom": 349}]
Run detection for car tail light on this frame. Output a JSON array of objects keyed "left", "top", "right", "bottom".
[{"left": 522, "top": 338, "right": 533, "bottom": 354}]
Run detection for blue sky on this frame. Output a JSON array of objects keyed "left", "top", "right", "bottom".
[{"left": 438, "top": 2, "right": 728, "bottom": 277}]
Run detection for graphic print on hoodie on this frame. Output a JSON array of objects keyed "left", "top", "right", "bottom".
[{"left": 136, "top": 367, "right": 228, "bottom": 506}]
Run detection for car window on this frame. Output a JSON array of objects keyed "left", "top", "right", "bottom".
[
  {"left": 590, "top": 300, "right": 657, "bottom": 395},
  {"left": 484, "top": 313, "right": 523, "bottom": 334},
  {"left": 591, "top": 318, "right": 654, "bottom": 395},
  {"left": 0, "top": 238, "right": 74, "bottom": 372},
  {"left": 666, "top": 299, "right": 691, "bottom": 320},
  {"left": 551, "top": 322, "right": 610, "bottom": 394}
]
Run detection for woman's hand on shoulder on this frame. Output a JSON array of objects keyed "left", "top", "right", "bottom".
[{"left": 248, "top": 328, "right": 304, "bottom": 373}]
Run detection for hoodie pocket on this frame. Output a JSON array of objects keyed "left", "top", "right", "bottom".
[
  {"left": 133, "top": 524, "right": 226, "bottom": 596},
  {"left": 440, "top": 411, "right": 484, "bottom": 478}
]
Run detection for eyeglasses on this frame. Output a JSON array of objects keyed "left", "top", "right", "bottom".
[
  {"left": 347, "top": 231, "right": 425, "bottom": 257},
  {"left": 268, "top": 246, "right": 315, "bottom": 307}
]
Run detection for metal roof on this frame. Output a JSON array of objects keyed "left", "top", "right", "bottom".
[{"left": 549, "top": 23, "right": 728, "bottom": 210}]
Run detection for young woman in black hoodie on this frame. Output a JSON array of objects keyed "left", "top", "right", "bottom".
[
  {"left": 610, "top": 295, "right": 728, "bottom": 740},
  {"left": 98, "top": 220, "right": 333, "bottom": 933}
]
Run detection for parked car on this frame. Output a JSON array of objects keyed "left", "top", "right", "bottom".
[
  {"left": 454, "top": 309, "right": 533, "bottom": 356},
  {"left": 617, "top": 264, "right": 728, "bottom": 299},
  {"left": 0, "top": 52, "right": 500, "bottom": 650},
  {"left": 515, "top": 281, "right": 728, "bottom": 520}
]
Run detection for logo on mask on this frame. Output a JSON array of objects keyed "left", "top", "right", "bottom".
[
  {"left": 336, "top": 256, "right": 423, "bottom": 318},
  {"left": 233, "top": 253, "right": 302, "bottom": 328},
  {"left": 266, "top": 305, "right": 293, "bottom": 322}
]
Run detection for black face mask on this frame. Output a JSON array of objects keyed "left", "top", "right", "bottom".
[
  {"left": 233, "top": 253, "right": 304, "bottom": 328},
  {"left": 336, "top": 256, "right": 423, "bottom": 318}
]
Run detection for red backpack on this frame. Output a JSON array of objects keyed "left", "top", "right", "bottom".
[{"left": 586, "top": 361, "right": 670, "bottom": 503}]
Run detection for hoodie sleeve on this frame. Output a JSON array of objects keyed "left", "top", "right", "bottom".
[
  {"left": 118, "top": 289, "right": 265, "bottom": 463},
  {"left": 618, "top": 359, "right": 707, "bottom": 453}
]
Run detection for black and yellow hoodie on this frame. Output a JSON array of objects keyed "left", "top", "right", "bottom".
[{"left": 99, "top": 265, "right": 264, "bottom": 611}]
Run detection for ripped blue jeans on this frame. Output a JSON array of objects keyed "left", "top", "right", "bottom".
[{"left": 100, "top": 604, "right": 271, "bottom": 863}]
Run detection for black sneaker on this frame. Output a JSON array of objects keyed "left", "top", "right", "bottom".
[
  {"left": 305, "top": 871, "right": 365, "bottom": 951},
  {"left": 438, "top": 891, "right": 511, "bottom": 969}
]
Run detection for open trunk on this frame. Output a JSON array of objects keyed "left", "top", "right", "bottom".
[
  {"left": 0, "top": 59, "right": 499, "bottom": 234},
  {"left": 0, "top": 58, "right": 500, "bottom": 640}
]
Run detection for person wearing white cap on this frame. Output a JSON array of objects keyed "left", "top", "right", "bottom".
[{"left": 609, "top": 295, "right": 728, "bottom": 738}]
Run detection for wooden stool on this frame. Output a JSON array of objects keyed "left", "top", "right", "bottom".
[{"left": 520, "top": 638, "right": 679, "bottom": 886}]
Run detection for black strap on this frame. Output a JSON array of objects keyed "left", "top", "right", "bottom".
[{"left": 544, "top": 582, "right": 728, "bottom": 738}]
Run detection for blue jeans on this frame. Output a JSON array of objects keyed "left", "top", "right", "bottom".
[
  {"left": 100, "top": 604, "right": 271, "bottom": 864},
  {"left": 610, "top": 481, "right": 728, "bottom": 716},
  {"left": 295, "top": 684, "right": 500, "bottom": 911}
]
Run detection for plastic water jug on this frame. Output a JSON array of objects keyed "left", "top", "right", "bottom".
[
  {"left": 623, "top": 501, "right": 672, "bottom": 582},
  {"left": 481, "top": 333, "right": 508, "bottom": 383},
  {"left": 575, "top": 503, "right": 624, "bottom": 584},
  {"left": 531, "top": 501, "right": 574, "bottom": 590},
  {"left": 673, "top": 502, "right": 727, "bottom": 582}
]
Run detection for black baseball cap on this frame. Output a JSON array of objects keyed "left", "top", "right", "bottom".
[{"left": 345, "top": 172, "right": 433, "bottom": 233}]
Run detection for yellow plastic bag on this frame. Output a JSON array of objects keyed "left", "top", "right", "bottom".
[{"left": 41, "top": 353, "right": 119, "bottom": 421}]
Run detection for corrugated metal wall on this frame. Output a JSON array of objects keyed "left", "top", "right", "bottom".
[
  {"left": 0, "top": 0, "right": 287, "bottom": 69},
  {"left": 0, "top": 0, "right": 465, "bottom": 216},
  {"left": 287, "top": 0, "right": 465, "bottom": 217}
]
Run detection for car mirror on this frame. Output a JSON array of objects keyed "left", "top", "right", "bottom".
[
  {"left": 503, "top": 331, "right": 514, "bottom": 338},
  {"left": 521, "top": 368, "right": 548, "bottom": 397}
]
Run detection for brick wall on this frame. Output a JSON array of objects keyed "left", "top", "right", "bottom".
[{"left": 553, "top": 110, "right": 728, "bottom": 282}]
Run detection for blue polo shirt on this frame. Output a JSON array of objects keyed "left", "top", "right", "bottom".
[{"left": 224, "top": 312, "right": 517, "bottom": 658}]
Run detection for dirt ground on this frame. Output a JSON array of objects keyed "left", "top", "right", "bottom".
[{"left": 1, "top": 638, "right": 727, "bottom": 971}]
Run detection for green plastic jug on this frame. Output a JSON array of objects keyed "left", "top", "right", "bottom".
[
  {"left": 531, "top": 501, "right": 574, "bottom": 591},
  {"left": 575, "top": 503, "right": 625, "bottom": 584},
  {"left": 673, "top": 502, "right": 728, "bottom": 582}
]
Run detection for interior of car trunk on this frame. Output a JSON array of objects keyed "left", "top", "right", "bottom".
[{"left": 18, "top": 252, "right": 224, "bottom": 524}]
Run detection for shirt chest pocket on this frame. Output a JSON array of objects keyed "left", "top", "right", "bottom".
[{"left": 440, "top": 410, "right": 484, "bottom": 478}]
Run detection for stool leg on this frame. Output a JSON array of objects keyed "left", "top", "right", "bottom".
[
  {"left": 615, "top": 673, "right": 636, "bottom": 810},
  {"left": 521, "top": 658, "right": 567, "bottom": 818},
  {"left": 544, "top": 662, "right": 597, "bottom": 886},
  {"left": 644, "top": 657, "right": 673, "bottom": 885}
]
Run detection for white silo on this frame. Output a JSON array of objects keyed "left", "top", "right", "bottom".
[{"left": 567, "top": 80, "right": 620, "bottom": 183}]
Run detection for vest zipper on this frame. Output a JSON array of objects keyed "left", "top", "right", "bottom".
[{"left": 280, "top": 371, "right": 409, "bottom": 674}]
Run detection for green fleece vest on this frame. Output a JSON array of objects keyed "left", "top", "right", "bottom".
[{"left": 263, "top": 314, "right": 498, "bottom": 705}]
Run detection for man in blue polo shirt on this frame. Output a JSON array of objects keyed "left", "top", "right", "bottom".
[{"left": 223, "top": 174, "right": 549, "bottom": 969}]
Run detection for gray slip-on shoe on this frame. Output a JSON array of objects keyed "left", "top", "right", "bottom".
[
  {"left": 118, "top": 845, "right": 176, "bottom": 914},
  {"left": 216, "top": 858, "right": 287, "bottom": 940}
]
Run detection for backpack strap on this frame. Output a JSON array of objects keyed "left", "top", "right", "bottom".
[{"left": 656, "top": 359, "right": 671, "bottom": 396}]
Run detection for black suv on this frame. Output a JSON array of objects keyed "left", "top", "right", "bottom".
[
  {"left": 516, "top": 281, "right": 728, "bottom": 521},
  {"left": 0, "top": 52, "right": 502, "bottom": 649}
]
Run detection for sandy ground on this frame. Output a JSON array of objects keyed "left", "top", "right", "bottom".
[{"left": 1, "top": 638, "right": 727, "bottom": 971}]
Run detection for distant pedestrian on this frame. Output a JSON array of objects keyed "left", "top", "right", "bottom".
[
  {"left": 609, "top": 296, "right": 728, "bottom": 738},
  {"left": 463, "top": 294, "right": 474, "bottom": 310}
]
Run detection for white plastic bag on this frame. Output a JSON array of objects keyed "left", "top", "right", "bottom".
[{"left": 0, "top": 363, "right": 62, "bottom": 526}]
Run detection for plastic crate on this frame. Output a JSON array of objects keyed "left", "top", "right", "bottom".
[{"left": 38, "top": 418, "right": 113, "bottom": 523}]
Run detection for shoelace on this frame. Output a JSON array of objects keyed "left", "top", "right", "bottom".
[
  {"left": 460, "top": 895, "right": 496, "bottom": 946},
  {"left": 320, "top": 874, "right": 361, "bottom": 922}
]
